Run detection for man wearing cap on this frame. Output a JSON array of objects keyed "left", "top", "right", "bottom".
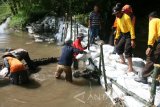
[
  {"left": 135, "top": 12, "right": 160, "bottom": 84},
  {"left": 89, "top": 5, "right": 102, "bottom": 44},
  {"left": 55, "top": 40, "right": 86, "bottom": 82},
  {"left": 2, "top": 48, "right": 36, "bottom": 70},
  {"left": 2, "top": 53, "right": 29, "bottom": 85},
  {"left": 110, "top": 4, "right": 136, "bottom": 48},
  {"left": 72, "top": 33, "right": 87, "bottom": 69},
  {"left": 122, "top": 4, "right": 136, "bottom": 27},
  {"left": 113, "top": 5, "right": 136, "bottom": 72}
]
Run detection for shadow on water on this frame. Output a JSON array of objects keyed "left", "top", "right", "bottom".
[
  {"left": 0, "top": 79, "right": 10, "bottom": 87},
  {"left": 29, "top": 67, "right": 42, "bottom": 74},
  {"left": 55, "top": 75, "right": 100, "bottom": 86},
  {"left": 72, "top": 79, "right": 101, "bottom": 87},
  {"left": 20, "top": 78, "right": 41, "bottom": 89}
]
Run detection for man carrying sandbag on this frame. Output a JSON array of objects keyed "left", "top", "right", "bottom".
[
  {"left": 55, "top": 40, "right": 86, "bottom": 82},
  {"left": 2, "top": 53, "right": 29, "bottom": 85},
  {"left": 1, "top": 48, "right": 36, "bottom": 70}
]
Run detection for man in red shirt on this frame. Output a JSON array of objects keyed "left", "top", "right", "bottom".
[{"left": 72, "top": 33, "right": 87, "bottom": 69}]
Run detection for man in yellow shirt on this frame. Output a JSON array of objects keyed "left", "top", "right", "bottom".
[
  {"left": 135, "top": 11, "right": 160, "bottom": 84},
  {"left": 113, "top": 5, "right": 135, "bottom": 72}
]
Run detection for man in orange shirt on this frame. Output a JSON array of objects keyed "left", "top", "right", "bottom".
[
  {"left": 2, "top": 53, "right": 29, "bottom": 85},
  {"left": 122, "top": 4, "right": 136, "bottom": 27}
]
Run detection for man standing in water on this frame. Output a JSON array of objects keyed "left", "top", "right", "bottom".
[
  {"left": 55, "top": 40, "right": 86, "bottom": 82},
  {"left": 89, "top": 5, "right": 102, "bottom": 44},
  {"left": 135, "top": 12, "right": 160, "bottom": 84},
  {"left": 113, "top": 5, "right": 136, "bottom": 72}
]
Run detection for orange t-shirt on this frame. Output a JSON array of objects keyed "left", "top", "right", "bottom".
[{"left": 6, "top": 57, "right": 25, "bottom": 73}]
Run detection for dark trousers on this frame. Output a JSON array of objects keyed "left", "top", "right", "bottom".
[
  {"left": 90, "top": 26, "right": 100, "bottom": 44},
  {"left": 116, "top": 32, "right": 132, "bottom": 58},
  {"left": 142, "top": 44, "right": 160, "bottom": 77},
  {"left": 20, "top": 52, "right": 35, "bottom": 70},
  {"left": 10, "top": 70, "right": 29, "bottom": 85},
  {"left": 73, "top": 60, "right": 79, "bottom": 69}
]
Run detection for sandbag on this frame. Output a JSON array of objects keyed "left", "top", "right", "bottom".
[{"left": 0, "top": 68, "right": 9, "bottom": 78}]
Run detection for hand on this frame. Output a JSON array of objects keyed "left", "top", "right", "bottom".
[
  {"left": 146, "top": 47, "right": 152, "bottom": 56},
  {"left": 114, "top": 39, "right": 117, "bottom": 45},
  {"left": 131, "top": 40, "right": 136, "bottom": 48}
]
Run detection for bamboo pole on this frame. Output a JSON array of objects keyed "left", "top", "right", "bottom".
[
  {"left": 106, "top": 76, "right": 152, "bottom": 106},
  {"left": 88, "top": 29, "right": 90, "bottom": 50},
  {"left": 150, "top": 65, "right": 159, "bottom": 106},
  {"left": 99, "top": 52, "right": 102, "bottom": 73},
  {"left": 99, "top": 44, "right": 152, "bottom": 106},
  {"left": 70, "top": 15, "right": 72, "bottom": 40},
  {"left": 100, "top": 44, "right": 107, "bottom": 91},
  {"left": 69, "top": 0, "right": 72, "bottom": 40},
  {"left": 76, "top": 18, "right": 78, "bottom": 38}
]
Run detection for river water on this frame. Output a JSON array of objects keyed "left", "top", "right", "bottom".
[{"left": 0, "top": 25, "right": 112, "bottom": 106}]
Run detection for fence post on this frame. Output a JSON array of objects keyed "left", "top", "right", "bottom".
[
  {"left": 70, "top": 15, "right": 72, "bottom": 40},
  {"left": 76, "top": 18, "right": 78, "bottom": 38},
  {"left": 100, "top": 44, "right": 107, "bottom": 91},
  {"left": 150, "top": 64, "right": 159, "bottom": 106},
  {"left": 99, "top": 52, "right": 102, "bottom": 73},
  {"left": 88, "top": 29, "right": 90, "bottom": 50}
]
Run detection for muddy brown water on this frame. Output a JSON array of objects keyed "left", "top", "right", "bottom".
[{"left": 0, "top": 31, "right": 113, "bottom": 107}]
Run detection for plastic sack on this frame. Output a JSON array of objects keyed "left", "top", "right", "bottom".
[
  {"left": 0, "top": 68, "right": 9, "bottom": 78},
  {"left": 86, "top": 63, "right": 95, "bottom": 71},
  {"left": 76, "top": 53, "right": 91, "bottom": 61}
]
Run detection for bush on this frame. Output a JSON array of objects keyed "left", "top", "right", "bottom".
[
  {"left": 75, "top": 14, "right": 89, "bottom": 27},
  {"left": 0, "top": 3, "right": 11, "bottom": 24},
  {"left": 9, "top": 10, "right": 29, "bottom": 29},
  {"left": 9, "top": 5, "right": 49, "bottom": 30}
]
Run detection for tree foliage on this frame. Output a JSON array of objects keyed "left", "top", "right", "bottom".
[{"left": 6, "top": 0, "right": 115, "bottom": 17}]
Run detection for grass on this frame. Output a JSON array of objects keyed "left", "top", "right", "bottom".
[
  {"left": 9, "top": 10, "right": 29, "bottom": 30},
  {"left": 0, "top": 3, "right": 11, "bottom": 24},
  {"left": 75, "top": 13, "right": 89, "bottom": 27},
  {"left": 9, "top": 5, "right": 48, "bottom": 30}
]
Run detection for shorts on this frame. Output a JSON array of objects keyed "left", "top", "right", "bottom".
[{"left": 116, "top": 32, "right": 132, "bottom": 58}]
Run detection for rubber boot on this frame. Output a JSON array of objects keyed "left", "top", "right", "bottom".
[{"left": 134, "top": 71, "right": 148, "bottom": 84}]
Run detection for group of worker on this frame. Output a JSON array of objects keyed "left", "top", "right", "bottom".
[
  {"left": 0, "top": 3, "right": 159, "bottom": 85},
  {"left": 55, "top": 3, "right": 160, "bottom": 84},
  {"left": 111, "top": 3, "right": 160, "bottom": 84}
]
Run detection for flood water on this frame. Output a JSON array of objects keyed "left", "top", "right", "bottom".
[{"left": 0, "top": 31, "right": 113, "bottom": 107}]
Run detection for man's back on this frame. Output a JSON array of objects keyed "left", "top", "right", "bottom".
[
  {"left": 148, "top": 18, "right": 160, "bottom": 46},
  {"left": 58, "top": 45, "right": 74, "bottom": 66}
]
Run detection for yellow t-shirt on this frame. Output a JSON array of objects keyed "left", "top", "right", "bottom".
[
  {"left": 115, "top": 14, "right": 135, "bottom": 39},
  {"left": 148, "top": 18, "right": 160, "bottom": 46}
]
